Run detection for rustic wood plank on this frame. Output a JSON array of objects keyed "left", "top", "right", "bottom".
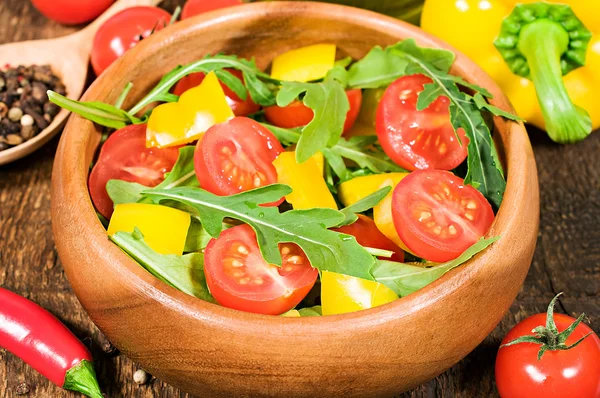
[{"left": 0, "top": 0, "right": 597, "bottom": 397}]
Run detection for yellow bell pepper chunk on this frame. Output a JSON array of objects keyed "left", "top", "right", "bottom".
[
  {"left": 147, "top": 71, "right": 234, "bottom": 147},
  {"left": 273, "top": 151, "right": 337, "bottom": 210},
  {"left": 281, "top": 310, "right": 301, "bottom": 317},
  {"left": 321, "top": 271, "right": 398, "bottom": 315},
  {"left": 107, "top": 203, "right": 191, "bottom": 255},
  {"left": 271, "top": 44, "right": 336, "bottom": 82},
  {"left": 338, "top": 172, "right": 408, "bottom": 207}
]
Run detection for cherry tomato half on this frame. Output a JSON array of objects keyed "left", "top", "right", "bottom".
[
  {"left": 181, "top": 0, "right": 243, "bottom": 20},
  {"left": 194, "top": 117, "right": 284, "bottom": 205},
  {"left": 392, "top": 170, "right": 494, "bottom": 262},
  {"left": 173, "top": 69, "right": 260, "bottom": 117},
  {"left": 89, "top": 124, "right": 179, "bottom": 219},
  {"left": 31, "top": 0, "right": 114, "bottom": 25},
  {"left": 333, "top": 215, "right": 404, "bottom": 262},
  {"left": 265, "top": 89, "right": 362, "bottom": 135},
  {"left": 204, "top": 224, "right": 318, "bottom": 315},
  {"left": 376, "top": 74, "right": 468, "bottom": 171},
  {"left": 91, "top": 7, "right": 171, "bottom": 76},
  {"left": 496, "top": 313, "right": 600, "bottom": 398}
]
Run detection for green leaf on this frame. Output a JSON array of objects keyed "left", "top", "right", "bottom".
[
  {"left": 110, "top": 228, "right": 215, "bottom": 303},
  {"left": 184, "top": 218, "right": 234, "bottom": 253},
  {"left": 347, "top": 46, "right": 408, "bottom": 89},
  {"left": 338, "top": 186, "right": 391, "bottom": 227},
  {"left": 48, "top": 91, "right": 142, "bottom": 129},
  {"left": 391, "top": 39, "right": 456, "bottom": 73},
  {"left": 470, "top": 93, "right": 523, "bottom": 121},
  {"left": 335, "top": 56, "right": 353, "bottom": 69},
  {"left": 128, "top": 54, "right": 277, "bottom": 114},
  {"left": 106, "top": 146, "right": 199, "bottom": 205},
  {"left": 325, "top": 136, "right": 408, "bottom": 178},
  {"left": 298, "top": 306, "right": 322, "bottom": 316},
  {"left": 371, "top": 236, "right": 499, "bottom": 297},
  {"left": 276, "top": 77, "right": 349, "bottom": 163},
  {"left": 325, "top": 65, "right": 349, "bottom": 88},
  {"left": 214, "top": 69, "right": 247, "bottom": 100},
  {"left": 143, "top": 185, "right": 376, "bottom": 280},
  {"left": 261, "top": 123, "right": 302, "bottom": 147},
  {"left": 401, "top": 59, "right": 507, "bottom": 208}
]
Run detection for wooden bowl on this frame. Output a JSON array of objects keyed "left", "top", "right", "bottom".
[{"left": 51, "top": 2, "right": 539, "bottom": 396}]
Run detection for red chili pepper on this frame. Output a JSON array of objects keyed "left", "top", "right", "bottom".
[{"left": 0, "top": 287, "right": 103, "bottom": 398}]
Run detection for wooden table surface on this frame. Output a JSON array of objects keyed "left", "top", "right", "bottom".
[{"left": 1, "top": 1, "right": 598, "bottom": 397}]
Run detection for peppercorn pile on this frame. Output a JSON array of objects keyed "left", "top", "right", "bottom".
[{"left": 0, "top": 65, "right": 65, "bottom": 151}]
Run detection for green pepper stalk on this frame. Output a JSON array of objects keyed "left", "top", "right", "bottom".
[{"left": 494, "top": 3, "right": 592, "bottom": 144}]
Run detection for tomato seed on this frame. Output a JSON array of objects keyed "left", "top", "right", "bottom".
[
  {"left": 254, "top": 278, "right": 264, "bottom": 285},
  {"left": 280, "top": 246, "right": 290, "bottom": 255},
  {"left": 231, "top": 259, "right": 243, "bottom": 267},
  {"left": 223, "top": 162, "right": 233, "bottom": 172},
  {"left": 467, "top": 200, "right": 477, "bottom": 209},
  {"left": 465, "top": 212, "right": 474, "bottom": 221},
  {"left": 239, "top": 277, "right": 250, "bottom": 284},
  {"left": 253, "top": 177, "right": 261, "bottom": 187},
  {"left": 419, "top": 211, "right": 431, "bottom": 221},
  {"left": 439, "top": 143, "right": 447, "bottom": 154},
  {"left": 237, "top": 245, "right": 249, "bottom": 255},
  {"left": 433, "top": 226, "right": 442, "bottom": 235},
  {"left": 448, "top": 225, "right": 457, "bottom": 235},
  {"left": 221, "top": 146, "right": 232, "bottom": 155},
  {"left": 288, "top": 255, "right": 302, "bottom": 264}
]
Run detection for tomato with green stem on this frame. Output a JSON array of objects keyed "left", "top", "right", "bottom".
[
  {"left": 194, "top": 117, "right": 284, "bottom": 206},
  {"left": 392, "top": 169, "right": 494, "bottom": 262},
  {"left": 376, "top": 74, "right": 468, "bottom": 171},
  {"left": 264, "top": 89, "right": 362, "bottom": 135},
  {"left": 204, "top": 224, "right": 318, "bottom": 315},
  {"left": 89, "top": 124, "right": 179, "bottom": 219},
  {"left": 91, "top": 7, "right": 171, "bottom": 76},
  {"left": 496, "top": 293, "right": 600, "bottom": 398},
  {"left": 173, "top": 69, "right": 260, "bottom": 117}
]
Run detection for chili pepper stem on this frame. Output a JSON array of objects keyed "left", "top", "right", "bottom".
[
  {"left": 63, "top": 360, "right": 103, "bottom": 398},
  {"left": 517, "top": 19, "right": 591, "bottom": 144}
]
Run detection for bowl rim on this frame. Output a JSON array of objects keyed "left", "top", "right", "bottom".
[{"left": 53, "top": 1, "right": 536, "bottom": 329}]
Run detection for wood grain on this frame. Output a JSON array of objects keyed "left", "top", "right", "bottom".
[{"left": 0, "top": 1, "right": 597, "bottom": 397}]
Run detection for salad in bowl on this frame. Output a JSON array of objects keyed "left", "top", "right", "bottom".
[{"left": 51, "top": 36, "right": 519, "bottom": 317}]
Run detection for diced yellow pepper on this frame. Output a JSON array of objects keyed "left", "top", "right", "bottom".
[
  {"left": 273, "top": 151, "right": 337, "bottom": 210},
  {"left": 338, "top": 172, "right": 408, "bottom": 207},
  {"left": 321, "top": 271, "right": 398, "bottom": 315},
  {"left": 147, "top": 71, "right": 234, "bottom": 148},
  {"left": 271, "top": 44, "right": 336, "bottom": 82},
  {"left": 372, "top": 178, "right": 413, "bottom": 254},
  {"left": 107, "top": 203, "right": 191, "bottom": 255},
  {"left": 281, "top": 310, "right": 301, "bottom": 317}
]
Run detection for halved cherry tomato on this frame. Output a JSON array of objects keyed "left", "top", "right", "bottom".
[
  {"left": 264, "top": 89, "right": 362, "bottom": 135},
  {"left": 31, "top": 0, "right": 113, "bottom": 25},
  {"left": 91, "top": 7, "right": 171, "bottom": 76},
  {"left": 333, "top": 215, "right": 404, "bottom": 262},
  {"left": 392, "top": 170, "right": 494, "bottom": 262},
  {"left": 173, "top": 69, "right": 260, "bottom": 116},
  {"left": 194, "top": 117, "right": 284, "bottom": 205},
  {"left": 204, "top": 224, "right": 318, "bottom": 315},
  {"left": 376, "top": 74, "right": 468, "bottom": 171},
  {"left": 89, "top": 124, "right": 179, "bottom": 219},
  {"left": 181, "top": 0, "right": 243, "bottom": 20}
]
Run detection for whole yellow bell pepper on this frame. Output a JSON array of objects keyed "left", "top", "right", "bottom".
[
  {"left": 321, "top": 271, "right": 398, "bottom": 315},
  {"left": 273, "top": 151, "right": 337, "bottom": 210},
  {"left": 421, "top": 0, "right": 599, "bottom": 143}
]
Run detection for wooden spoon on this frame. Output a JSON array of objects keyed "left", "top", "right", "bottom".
[{"left": 0, "top": 0, "right": 162, "bottom": 166}]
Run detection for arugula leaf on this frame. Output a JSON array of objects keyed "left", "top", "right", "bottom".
[
  {"left": 323, "top": 136, "right": 407, "bottom": 180},
  {"left": 261, "top": 123, "right": 302, "bottom": 147},
  {"left": 347, "top": 46, "right": 408, "bottom": 88},
  {"left": 298, "top": 306, "right": 322, "bottom": 316},
  {"left": 470, "top": 93, "right": 523, "bottom": 121},
  {"left": 335, "top": 57, "right": 353, "bottom": 69},
  {"left": 371, "top": 236, "right": 499, "bottom": 297},
  {"left": 129, "top": 54, "right": 276, "bottom": 114},
  {"left": 47, "top": 91, "right": 143, "bottom": 129},
  {"left": 277, "top": 74, "right": 349, "bottom": 163},
  {"left": 110, "top": 228, "right": 215, "bottom": 303},
  {"left": 400, "top": 59, "right": 506, "bottom": 208},
  {"left": 184, "top": 219, "right": 234, "bottom": 253},
  {"left": 347, "top": 39, "right": 455, "bottom": 89},
  {"left": 338, "top": 186, "right": 391, "bottom": 227},
  {"left": 143, "top": 185, "right": 376, "bottom": 280},
  {"left": 106, "top": 146, "right": 199, "bottom": 206}
]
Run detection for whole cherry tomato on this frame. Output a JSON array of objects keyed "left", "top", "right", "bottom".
[
  {"left": 496, "top": 294, "right": 600, "bottom": 398},
  {"left": 91, "top": 6, "right": 171, "bottom": 76},
  {"left": 31, "top": 0, "right": 114, "bottom": 25},
  {"left": 181, "top": 0, "right": 243, "bottom": 20}
]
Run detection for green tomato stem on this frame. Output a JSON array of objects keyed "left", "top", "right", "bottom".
[{"left": 517, "top": 20, "right": 591, "bottom": 143}]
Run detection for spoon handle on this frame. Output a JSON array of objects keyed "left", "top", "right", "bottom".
[{"left": 70, "top": 0, "right": 164, "bottom": 52}]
